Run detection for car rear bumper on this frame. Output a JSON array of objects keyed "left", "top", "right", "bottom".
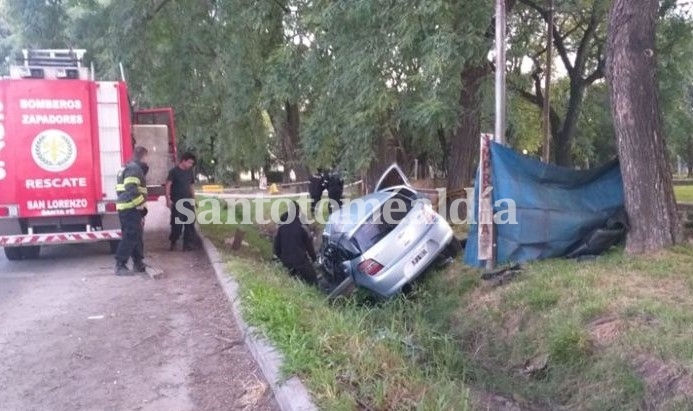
[{"left": 353, "top": 220, "right": 454, "bottom": 298}]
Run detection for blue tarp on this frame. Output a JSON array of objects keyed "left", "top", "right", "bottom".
[{"left": 464, "top": 142, "right": 625, "bottom": 267}]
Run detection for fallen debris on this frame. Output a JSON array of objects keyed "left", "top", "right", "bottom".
[
  {"left": 481, "top": 264, "right": 522, "bottom": 287},
  {"left": 144, "top": 265, "right": 164, "bottom": 280},
  {"left": 518, "top": 353, "right": 549, "bottom": 380}
]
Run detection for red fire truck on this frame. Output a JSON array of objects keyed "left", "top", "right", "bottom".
[{"left": 0, "top": 49, "right": 177, "bottom": 260}]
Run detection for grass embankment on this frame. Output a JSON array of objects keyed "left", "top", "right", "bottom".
[
  {"left": 198, "top": 196, "right": 693, "bottom": 411},
  {"left": 674, "top": 185, "right": 693, "bottom": 203}
]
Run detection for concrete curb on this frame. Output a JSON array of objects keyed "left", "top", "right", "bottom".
[{"left": 199, "top": 233, "right": 319, "bottom": 411}]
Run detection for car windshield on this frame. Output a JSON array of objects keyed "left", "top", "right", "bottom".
[{"left": 352, "top": 189, "right": 416, "bottom": 252}]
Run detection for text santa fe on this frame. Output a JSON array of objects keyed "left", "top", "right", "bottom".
[{"left": 20, "top": 98, "right": 84, "bottom": 125}]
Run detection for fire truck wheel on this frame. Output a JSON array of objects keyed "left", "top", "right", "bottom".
[
  {"left": 22, "top": 246, "right": 41, "bottom": 260},
  {"left": 109, "top": 240, "right": 120, "bottom": 254},
  {"left": 3, "top": 247, "right": 23, "bottom": 261}
]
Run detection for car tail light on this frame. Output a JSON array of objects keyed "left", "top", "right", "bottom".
[
  {"left": 421, "top": 204, "right": 438, "bottom": 224},
  {"left": 105, "top": 202, "right": 117, "bottom": 212},
  {"left": 358, "top": 259, "right": 384, "bottom": 276},
  {"left": 0, "top": 207, "right": 9, "bottom": 217}
]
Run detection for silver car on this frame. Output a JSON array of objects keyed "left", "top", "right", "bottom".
[{"left": 319, "top": 164, "right": 457, "bottom": 298}]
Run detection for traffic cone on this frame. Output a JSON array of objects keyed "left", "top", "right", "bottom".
[{"left": 269, "top": 183, "right": 280, "bottom": 194}]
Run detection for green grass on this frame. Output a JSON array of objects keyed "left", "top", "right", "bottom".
[
  {"left": 198, "top": 196, "right": 693, "bottom": 411},
  {"left": 674, "top": 185, "right": 693, "bottom": 203},
  {"left": 197, "top": 196, "right": 472, "bottom": 410}
]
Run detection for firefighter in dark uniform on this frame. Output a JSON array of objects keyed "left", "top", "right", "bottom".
[
  {"left": 326, "top": 169, "right": 344, "bottom": 214},
  {"left": 273, "top": 201, "right": 319, "bottom": 286},
  {"left": 114, "top": 146, "right": 149, "bottom": 276},
  {"left": 308, "top": 168, "right": 326, "bottom": 216}
]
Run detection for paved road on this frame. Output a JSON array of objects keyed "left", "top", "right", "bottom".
[{"left": 0, "top": 200, "right": 278, "bottom": 411}]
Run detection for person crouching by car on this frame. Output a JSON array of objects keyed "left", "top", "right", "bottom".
[{"left": 273, "top": 201, "right": 319, "bottom": 286}]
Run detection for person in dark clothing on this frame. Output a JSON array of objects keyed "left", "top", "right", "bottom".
[
  {"left": 166, "top": 152, "right": 197, "bottom": 251},
  {"left": 114, "top": 146, "right": 149, "bottom": 276},
  {"left": 326, "top": 170, "right": 344, "bottom": 214},
  {"left": 273, "top": 201, "right": 319, "bottom": 286},
  {"left": 308, "top": 168, "right": 326, "bottom": 216}
]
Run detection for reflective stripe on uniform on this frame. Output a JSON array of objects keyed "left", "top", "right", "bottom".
[
  {"left": 123, "top": 176, "right": 141, "bottom": 185},
  {"left": 115, "top": 184, "right": 147, "bottom": 195},
  {"left": 116, "top": 194, "right": 145, "bottom": 210}
]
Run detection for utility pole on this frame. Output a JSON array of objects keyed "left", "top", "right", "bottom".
[
  {"left": 480, "top": 0, "right": 507, "bottom": 271},
  {"left": 495, "top": 0, "right": 507, "bottom": 146},
  {"left": 542, "top": 0, "right": 553, "bottom": 163}
]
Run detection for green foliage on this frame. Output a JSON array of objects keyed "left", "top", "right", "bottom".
[
  {"left": 2, "top": 0, "right": 693, "bottom": 177},
  {"left": 657, "top": 11, "right": 693, "bottom": 170}
]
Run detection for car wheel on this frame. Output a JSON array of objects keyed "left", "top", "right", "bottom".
[
  {"left": 4, "top": 247, "right": 23, "bottom": 261},
  {"left": 22, "top": 246, "right": 41, "bottom": 260},
  {"left": 327, "top": 276, "right": 356, "bottom": 300},
  {"left": 109, "top": 240, "right": 120, "bottom": 254}
]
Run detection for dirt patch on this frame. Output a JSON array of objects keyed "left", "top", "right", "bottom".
[
  {"left": 469, "top": 389, "right": 549, "bottom": 411},
  {"left": 586, "top": 315, "right": 623, "bottom": 348},
  {"left": 633, "top": 354, "right": 693, "bottom": 409},
  {"left": 502, "top": 307, "right": 528, "bottom": 340}
]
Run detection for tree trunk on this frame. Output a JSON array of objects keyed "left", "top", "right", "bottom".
[
  {"left": 364, "top": 135, "right": 397, "bottom": 193},
  {"left": 554, "top": 83, "right": 586, "bottom": 167},
  {"left": 605, "top": 0, "right": 681, "bottom": 254},
  {"left": 554, "top": 129, "right": 573, "bottom": 167},
  {"left": 447, "top": 65, "right": 487, "bottom": 192},
  {"left": 272, "top": 102, "right": 309, "bottom": 183}
]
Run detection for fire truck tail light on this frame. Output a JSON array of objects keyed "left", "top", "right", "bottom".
[
  {"left": 0, "top": 205, "right": 18, "bottom": 218},
  {"left": 97, "top": 202, "right": 118, "bottom": 213}
]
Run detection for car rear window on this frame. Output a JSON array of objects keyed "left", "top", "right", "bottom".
[{"left": 352, "top": 191, "right": 415, "bottom": 252}]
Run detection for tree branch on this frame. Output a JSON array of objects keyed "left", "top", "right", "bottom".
[
  {"left": 531, "top": 24, "right": 583, "bottom": 60},
  {"left": 272, "top": 0, "right": 291, "bottom": 14},
  {"left": 573, "top": 6, "right": 600, "bottom": 76},
  {"left": 514, "top": 87, "right": 542, "bottom": 106},
  {"left": 519, "top": 0, "right": 574, "bottom": 75},
  {"left": 143, "top": 0, "right": 173, "bottom": 22},
  {"left": 584, "top": 58, "right": 605, "bottom": 85}
]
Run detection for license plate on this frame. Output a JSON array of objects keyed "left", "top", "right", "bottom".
[{"left": 410, "top": 247, "right": 428, "bottom": 266}]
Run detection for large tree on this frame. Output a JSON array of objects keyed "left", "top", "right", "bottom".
[
  {"left": 605, "top": 0, "right": 681, "bottom": 253},
  {"left": 509, "top": 0, "right": 607, "bottom": 167}
]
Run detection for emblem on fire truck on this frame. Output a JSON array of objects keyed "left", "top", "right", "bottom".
[{"left": 31, "top": 129, "right": 77, "bottom": 173}]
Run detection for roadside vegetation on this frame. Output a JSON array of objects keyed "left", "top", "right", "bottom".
[
  {"left": 199, "top": 197, "right": 693, "bottom": 411},
  {"left": 674, "top": 185, "right": 693, "bottom": 203}
]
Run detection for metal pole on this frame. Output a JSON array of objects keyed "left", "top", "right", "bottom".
[
  {"left": 485, "top": 0, "right": 507, "bottom": 271},
  {"left": 119, "top": 62, "right": 126, "bottom": 82},
  {"left": 495, "top": 0, "right": 507, "bottom": 146},
  {"left": 542, "top": 0, "right": 553, "bottom": 163}
]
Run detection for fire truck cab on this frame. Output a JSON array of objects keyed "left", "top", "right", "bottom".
[{"left": 0, "top": 49, "right": 177, "bottom": 260}]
